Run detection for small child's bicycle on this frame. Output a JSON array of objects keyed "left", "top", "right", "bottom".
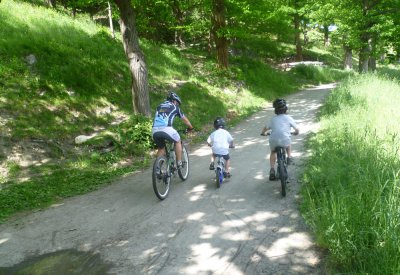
[
  {"left": 152, "top": 131, "right": 190, "bottom": 200},
  {"left": 214, "top": 154, "right": 225, "bottom": 188}
]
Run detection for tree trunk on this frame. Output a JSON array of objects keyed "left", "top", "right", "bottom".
[
  {"left": 343, "top": 45, "right": 353, "bottom": 70},
  {"left": 294, "top": 11, "right": 303, "bottom": 61},
  {"left": 369, "top": 57, "right": 376, "bottom": 72},
  {"left": 211, "top": 0, "right": 229, "bottom": 69},
  {"left": 171, "top": 0, "right": 185, "bottom": 47},
  {"left": 358, "top": 0, "right": 372, "bottom": 73},
  {"left": 114, "top": 0, "right": 151, "bottom": 116},
  {"left": 323, "top": 25, "right": 330, "bottom": 47},
  {"left": 47, "top": 0, "right": 56, "bottom": 8},
  {"left": 108, "top": 2, "right": 115, "bottom": 39}
]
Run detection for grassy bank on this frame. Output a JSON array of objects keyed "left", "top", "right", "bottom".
[
  {"left": 0, "top": 0, "right": 351, "bottom": 222},
  {"left": 301, "top": 71, "right": 400, "bottom": 273}
]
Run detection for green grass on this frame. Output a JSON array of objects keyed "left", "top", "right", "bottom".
[
  {"left": 301, "top": 71, "right": 400, "bottom": 274},
  {"left": 0, "top": 0, "right": 352, "bottom": 223}
]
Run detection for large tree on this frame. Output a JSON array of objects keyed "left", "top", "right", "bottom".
[
  {"left": 114, "top": 0, "right": 150, "bottom": 116},
  {"left": 211, "top": 0, "right": 229, "bottom": 68}
]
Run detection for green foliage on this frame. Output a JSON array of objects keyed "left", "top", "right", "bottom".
[
  {"left": 117, "top": 115, "right": 154, "bottom": 155},
  {"left": 0, "top": 0, "right": 353, "bottom": 223},
  {"left": 301, "top": 72, "right": 400, "bottom": 274}
]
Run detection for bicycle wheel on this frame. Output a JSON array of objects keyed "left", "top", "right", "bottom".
[
  {"left": 152, "top": 156, "right": 171, "bottom": 200},
  {"left": 216, "top": 168, "right": 222, "bottom": 188},
  {"left": 278, "top": 161, "right": 287, "bottom": 197},
  {"left": 178, "top": 144, "right": 189, "bottom": 180}
]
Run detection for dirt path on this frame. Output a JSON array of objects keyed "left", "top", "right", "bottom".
[{"left": 0, "top": 84, "right": 334, "bottom": 274}]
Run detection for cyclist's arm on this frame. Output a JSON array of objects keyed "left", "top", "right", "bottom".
[{"left": 181, "top": 116, "right": 194, "bottom": 130}]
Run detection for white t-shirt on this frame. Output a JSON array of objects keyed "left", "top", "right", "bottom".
[
  {"left": 267, "top": 114, "right": 298, "bottom": 147},
  {"left": 207, "top": 128, "right": 233, "bottom": 155}
]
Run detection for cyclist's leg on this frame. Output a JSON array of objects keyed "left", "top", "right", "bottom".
[
  {"left": 209, "top": 153, "right": 215, "bottom": 170},
  {"left": 286, "top": 143, "right": 292, "bottom": 158},
  {"left": 224, "top": 154, "right": 231, "bottom": 177},
  {"left": 269, "top": 140, "right": 278, "bottom": 180},
  {"left": 152, "top": 131, "right": 167, "bottom": 157},
  {"left": 175, "top": 140, "right": 182, "bottom": 164},
  {"left": 223, "top": 154, "right": 230, "bottom": 172}
]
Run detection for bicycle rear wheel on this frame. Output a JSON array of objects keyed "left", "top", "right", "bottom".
[
  {"left": 178, "top": 144, "right": 189, "bottom": 180},
  {"left": 152, "top": 156, "right": 171, "bottom": 200},
  {"left": 278, "top": 161, "right": 287, "bottom": 197},
  {"left": 216, "top": 168, "right": 222, "bottom": 188}
]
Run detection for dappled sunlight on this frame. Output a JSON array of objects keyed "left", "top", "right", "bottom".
[
  {"left": 265, "top": 232, "right": 314, "bottom": 258},
  {"left": 243, "top": 211, "right": 279, "bottom": 223},
  {"left": 0, "top": 238, "right": 9, "bottom": 245},
  {"left": 191, "top": 146, "right": 211, "bottom": 157},
  {"left": 188, "top": 184, "right": 207, "bottom": 201},
  {"left": 184, "top": 243, "right": 242, "bottom": 274},
  {"left": 187, "top": 212, "right": 205, "bottom": 221},
  {"left": 200, "top": 225, "right": 219, "bottom": 239}
]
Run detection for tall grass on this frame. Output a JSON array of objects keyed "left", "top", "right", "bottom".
[{"left": 301, "top": 72, "right": 400, "bottom": 273}]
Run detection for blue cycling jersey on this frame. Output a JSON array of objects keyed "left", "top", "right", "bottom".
[{"left": 152, "top": 101, "right": 185, "bottom": 127}]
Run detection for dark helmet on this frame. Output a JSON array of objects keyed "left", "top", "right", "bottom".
[
  {"left": 273, "top": 98, "right": 288, "bottom": 114},
  {"left": 213, "top": 117, "right": 225, "bottom": 129},
  {"left": 167, "top": 92, "right": 182, "bottom": 105}
]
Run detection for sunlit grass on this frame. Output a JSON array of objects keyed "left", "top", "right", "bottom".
[{"left": 301, "top": 72, "right": 400, "bottom": 274}]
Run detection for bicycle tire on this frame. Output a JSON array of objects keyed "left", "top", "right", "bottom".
[
  {"left": 178, "top": 144, "right": 189, "bottom": 180},
  {"left": 152, "top": 156, "right": 171, "bottom": 200},
  {"left": 278, "top": 160, "right": 286, "bottom": 197},
  {"left": 216, "top": 168, "right": 222, "bottom": 188}
]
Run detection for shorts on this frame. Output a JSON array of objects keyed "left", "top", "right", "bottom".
[
  {"left": 269, "top": 138, "right": 290, "bottom": 152},
  {"left": 152, "top": 127, "right": 180, "bottom": 149},
  {"left": 213, "top": 153, "right": 230, "bottom": 160}
]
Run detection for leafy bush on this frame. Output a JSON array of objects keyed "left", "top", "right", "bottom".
[{"left": 117, "top": 115, "right": 154, "bottom": 155}]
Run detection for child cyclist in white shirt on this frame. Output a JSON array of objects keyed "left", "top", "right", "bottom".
[
  {"left": 261, "top": 98, "right": 299, "bottom": 181},
  {"left": 207, "top": 117, "right": 234, "bottom": 178}
]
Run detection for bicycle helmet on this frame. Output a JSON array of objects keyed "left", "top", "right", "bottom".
[
  {"left": 166, "top": 92, "right": 182, "bottom": 105},
  {"left": 213, "top": 117, "right": 225, "bottom": 129},
  {"left": 273, "top": 98, "right": 288, "bottom": 114}
]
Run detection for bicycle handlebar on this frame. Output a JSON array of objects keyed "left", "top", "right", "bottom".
[{"left": 260, "top": 131, "right": 298, "bottom": 136}]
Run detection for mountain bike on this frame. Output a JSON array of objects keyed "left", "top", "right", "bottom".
[
  {"left": 275, "top": 146, "right": 288, "bottom": 197},
  {"left": 261, "top": 132, "right": 291, "bottom": 197},
  {"left": 152, "top": 131, "right": 190, "bottom": 200}
]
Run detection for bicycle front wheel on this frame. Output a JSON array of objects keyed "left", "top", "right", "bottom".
[
  {"left": 178, "top": 144, "right": 189, "bottom": 180},
  {"left": 278, "top": 161, "right": 287, "bottom": 197},
  {"left": 152, "top": 156, "right": 171, "bottom": 200}
]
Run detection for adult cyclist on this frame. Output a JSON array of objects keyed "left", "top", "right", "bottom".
[{"left": 152, "top": 92, "right": 194, "bottom": 169}]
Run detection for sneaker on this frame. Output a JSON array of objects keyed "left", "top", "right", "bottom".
[
  {"left": 223, "top": 172, "right": 231, "bottom": 178},
  {"left": 269, "top": 168, "right": 276, "bottom": 181},
  {"left": 286, "top": 158, "right": 292, "bottom": 165},
  {"left": 177, "top": 161, "right": 183, "bottom": 169},
  {"left": 209, "top": 162, "right": 215, "bottom": 170}
]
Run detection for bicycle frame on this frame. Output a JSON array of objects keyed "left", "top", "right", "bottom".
[{"left": 275, "top": 146, "right": 288, "bottom": 197}]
